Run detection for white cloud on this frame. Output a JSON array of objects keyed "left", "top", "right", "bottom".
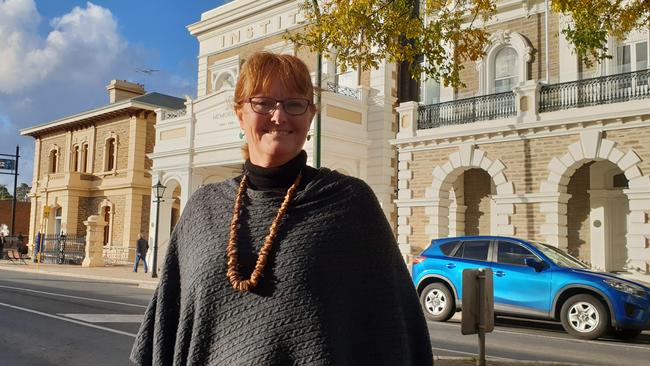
[
  {"left": 0, "top": 0, "right": 197, "bottom": 190},
  {"left": 0, "top": 0, "right": 126, "bottom": 93}
]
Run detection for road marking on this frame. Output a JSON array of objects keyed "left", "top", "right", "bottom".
[
  {"left": 0, "top": 284, "right": 147, "bottom": 308},
  {"left": 60, "top": 313, "right": 143, "bottom": 323},
  {"left": 431, "top": 346, "right": 512, "bottom": 360},
  {"left": 0, "top": 301, "right": 136, "bottom": 338},
  {"left": 428, "top": 321, "right": 650, "bottom": 350}
]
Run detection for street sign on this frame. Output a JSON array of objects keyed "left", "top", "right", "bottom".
[
  {"left": 0, "top": 158, "right": 15, "bottom": 170},
  {"left": 462, "top": 268, "right": 494, "bottom": 334},
  {"left": 461, "top": 268, "right": 494, "bottom": 366}
]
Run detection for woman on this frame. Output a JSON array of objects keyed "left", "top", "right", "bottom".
[{"left": 131, "top": 52, "right": 432, "bottom": 365}]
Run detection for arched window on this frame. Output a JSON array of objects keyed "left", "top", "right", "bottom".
[
  {"left": 478, "top": 30, "right": 532, "bottom": 95},
  {"left": 54, "top": 207, "right": 63, "bottom": 235},
  {"left": 72, "top": 145, "right": 80, "bottom": 172},
  {"left": 493, "top": 47, "right": 518, "bottom": 93},
  {"left": 49, "top": 149, "right": 59, "bottom": 173},
  {"left": 81, "top": 143, "right": 89, "bottom": 173},
  {"left": 214, "top": 72, "right": 235, "bottom": 91},
  {"left": 103, "top": 206, "right": 111, "bottom": 246},
  {"left": 105, "top": 137, "right": 116, "bottom": 171}
]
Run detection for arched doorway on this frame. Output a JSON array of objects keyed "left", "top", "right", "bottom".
[
  {"left": 170, "top": 186, "right": 182, "bottom": 236},
  {"left": 462, "top": 169, "right": 494, "bottom": 235},
  {"left": 102, "top": 206, "right": 111, "bottom": 246},
  {"left": 565, "top": 161, "right": 629, "bottom": 271},
  {"left": 587, "top": 161, "right": 629, "bottom": 271},
  {"left": 540, "top": 131, "right": 644, "bottom": 272},
  {"left": 425, "top": 145, "right": 514, "bottom": 239}
]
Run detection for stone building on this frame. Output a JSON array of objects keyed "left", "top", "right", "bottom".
[
  {"left": 394, "top": 1, "right": 650, "bottom": 274},
  {"left": 148, "top": 0, "right": 398, "bottom": 262},
  {"left": 20, "top": 80, "right": 185, "bottom": 260}
]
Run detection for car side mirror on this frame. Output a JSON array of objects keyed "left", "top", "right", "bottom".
[{"left": 525, "top": 257, "right": 546, "bottom": 272}]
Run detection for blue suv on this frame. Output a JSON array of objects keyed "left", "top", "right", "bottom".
[{"left": 411, "top": 236, "right": 650, "bottom": 340}]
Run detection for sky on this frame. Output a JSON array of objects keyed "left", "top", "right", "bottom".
[{"left": 0, "top": 0, "right": 229, "bottom": 191}]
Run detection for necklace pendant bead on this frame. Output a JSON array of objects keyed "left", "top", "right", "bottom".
[{"left": 226, "top": 172, "right": 302, "bottom": 292}]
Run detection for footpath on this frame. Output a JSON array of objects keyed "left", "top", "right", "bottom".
[
  {"left": 0, "top": 260, "right": 590, "bottom": 366},
  {"left": 0, "top": 260, "right": 159, "bottom": 289}
]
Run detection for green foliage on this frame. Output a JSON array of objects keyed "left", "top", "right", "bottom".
[
  {"left": 0, "top": 184, "right": 12, "bottom": 200},
  {"left": 287, "top": 0, "right": 650, "bottom": 87},
  {"left": 288, "top": 0, "right": 496, "bottom": 88},
  {"left": 553, "top": 0, "right": 650, "bottom": 66},
  {"left": 16, "top": 183, "right": 31, "bottom": 202}
]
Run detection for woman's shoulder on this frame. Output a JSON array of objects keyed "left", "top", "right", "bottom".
[
  {"left": 175, "top": 178, "right": 240, "bottom": 221},
  {"left": 298, "top": 168, "right": 375, "bottom": 205},
  {"left": 313, "top": 168, "right": 373, "bottom": 193},
  {"left": 188, "top": 178, "right": 240, "bottom": 204}
]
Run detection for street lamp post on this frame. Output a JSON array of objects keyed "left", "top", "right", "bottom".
[{"left": 151, "top": 181, "right": 166, "bottom": 278}]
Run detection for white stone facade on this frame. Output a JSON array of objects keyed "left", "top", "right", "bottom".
[{"left": 149, "top": 0, "right": 397, "bottom": 262}]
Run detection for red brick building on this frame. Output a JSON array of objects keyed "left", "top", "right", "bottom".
[{"left": 0, "top": 200, "right": 31, "bottom": 240}]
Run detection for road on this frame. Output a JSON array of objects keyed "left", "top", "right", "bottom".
[
  {"left": 0, "top": 269, "right": 151, "bottom": 366},
  {"left": 1, "top": 268, "right": 650, "bottom": 366},
  {"left": 429, "top": 313, "right": 650, "bottom": 365}
]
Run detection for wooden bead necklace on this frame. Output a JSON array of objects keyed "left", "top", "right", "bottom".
[{"left": 226, "top": 172, "right": 302, "bottom": 292}]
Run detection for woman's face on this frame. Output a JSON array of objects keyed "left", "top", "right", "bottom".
[{"left": 236, "top": 78, "right": 315, "bottom": 167}]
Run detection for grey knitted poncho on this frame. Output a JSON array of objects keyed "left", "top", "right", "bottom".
[{"left": 131, "top": 168, "right": 433, "bottom": 365}]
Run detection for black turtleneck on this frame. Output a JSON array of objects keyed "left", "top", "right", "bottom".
[{"left": 243, "top": 150, "right": 318, "bottom": 190}]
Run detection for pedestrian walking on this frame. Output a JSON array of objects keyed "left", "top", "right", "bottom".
[
  {"left": 133, "top": 233, "right": 149, "bottom": 273},
  {"left": 131, "top": 52, "right": 432, "bottom": 366},
  {"left": 0, "top": 233, "right": 5, "bottom": 259},
  {"left": 34, "top": 231, "right": 42, "bottom": 263}
]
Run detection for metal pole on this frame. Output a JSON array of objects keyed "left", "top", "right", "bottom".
[
  {"left": 10, "top": 145, "right": 19, "bottom": 236},
  {"left": 315, "top": 53, "right": 322, "bottom": 168},
  {"left": 312, "top": 0, "right": 322, "bottom": 169},
  {"left": 545, "top": 0, "right": 550, "bottom": 84},
  {"left": 151, "top": 196, "right": 161, "bottom": 278},
  {"left": 477, "top": 269, "right": 486, "bottom": 366}
]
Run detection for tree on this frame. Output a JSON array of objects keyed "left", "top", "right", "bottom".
[
  {"left": 288, "top": 0, "right": 650, "bottom": 86},
  {"left": 16, "top": 183, "right": 31, "bottom": 202},
  {"left": 552, "top": 0, "right": 650, "bottom": 65},
  {"left": 288, "top": 0, "right": 496, "bottom": 88},
  {"left": 0, "top": 185, "right": 12, "bottom": 200}
]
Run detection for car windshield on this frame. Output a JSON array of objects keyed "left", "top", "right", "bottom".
[{"left": 529, "top": 242, "right": 589, "bottom": 269}]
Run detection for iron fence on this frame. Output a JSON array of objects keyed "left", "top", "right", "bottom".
[
  {"left": 326, "top": 82, "right": 361, "bottom": 100},
  {"left": 40, "top": 234, "right": 86, "bottom": 265},
  {"left": 417, "top": 91, "right": 516, "bottom": 129},
  {"left": 540, "top": 68, "right": 650, "bottom": 112}
]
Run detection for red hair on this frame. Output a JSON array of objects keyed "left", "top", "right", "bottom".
[{"left": 234, "top": 52, "right": 314, "bottom": 109}]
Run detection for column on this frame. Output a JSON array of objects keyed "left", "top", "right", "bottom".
[
  {"left": 625, "top": 189, "right": 650, "bottom": 274},
  {"left": 539, "top": 194, "right": 570, "bottom": 250},
  {"left": 82, "top": 215, "right": 107, "bottom": 267}
]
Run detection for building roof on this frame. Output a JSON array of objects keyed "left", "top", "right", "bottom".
[{"left": 20, "top": 92, "right": 185, "bottom": 138}]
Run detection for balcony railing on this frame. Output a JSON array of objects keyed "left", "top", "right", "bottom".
[
  {"left": 540, "top": 69, "right": 650, "bottom": 112},
  {"left": 161, "top": 108, "right": 187, "bottom": 120},
  {"left": 417, "top": 92, "right": 516, "bottom": 129},
  {"left": 326, "top": 82, "right": 361, "bottom": 100}
]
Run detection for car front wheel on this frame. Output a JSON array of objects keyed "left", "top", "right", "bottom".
[
  {"left": 560, "top": 294, "right": 609, "bottom": 340},
  {"left": 420, "top": 283, "right": 455, "bottom": 322}
]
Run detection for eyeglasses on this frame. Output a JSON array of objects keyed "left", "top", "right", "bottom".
[{"left": 245, "top": 97, "right": 312, "bottom": 116}]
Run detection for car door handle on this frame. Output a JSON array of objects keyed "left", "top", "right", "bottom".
[
  {"left": 495, "top": 271, "right": 506, "bottom": 277},
  {"left": 445, "top": 263, "right": 456, "bottom": 269}
]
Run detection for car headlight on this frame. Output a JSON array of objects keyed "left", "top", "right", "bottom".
[{"left": 604, "top": 279, "right": 645, "bottom": 297}]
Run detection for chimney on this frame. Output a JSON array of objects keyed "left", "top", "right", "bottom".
[{"left": 107, "top": 80, "right": 145, "bottom": 103}]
